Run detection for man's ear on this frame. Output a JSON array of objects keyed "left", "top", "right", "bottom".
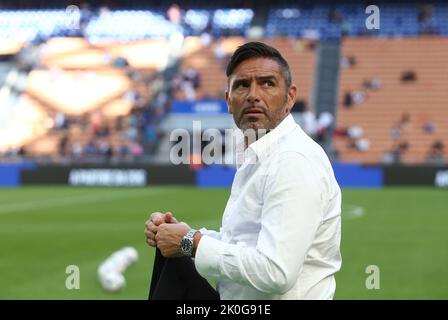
[
  {"left": 286, "top": 84, "right": 297, "bottom": 113},
  {"left": 226, "top": 90, "right": 233, "bottom": 114}
]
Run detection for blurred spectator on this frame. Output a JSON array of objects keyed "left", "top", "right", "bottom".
[
  {"left": 124, "top": 90, "right": 138, "bottom": 104},
  {"left": 71, "top": 143, "right": 83, "bottom": 159},
  {"left": 292, "top": 40, "right": 304, "bottom": 53},
  {"left": 418, "top": 4, "right": 432, "bottom": 23},
  {"left": 363, "top": 77, "right": 382, "bottom": 90},
  {"left": 423, "top": 121, "right": 435, "bottom": 134},
  {"left": 54, "top": 112, "right": 67, "bottom": 129},
  {"left": 333, "top": 127, "right": 347, "bottom": 138},
  {"left": 347, "top": 126, "right": 364, "bottom": 139},
  {"left": 98, "top": 5, "right": 110, "bottom": 17},
  {"left": 90, "top": 112, "right": 103, "bottom": 136},
  {"left": 340, "top": 56, "right": 356, "bottom": 69},
  {"left": 420, "top": 22, "right": 437, "bottom": 35},
  {"left": 291, "top": 99, "right": 306, "bottom": 113},
  {"left": 383, "top": 142, "right": 409, "bottom": 164},
  {"left": 214, "top": 38, "right": 232, "bottom": 69},
  {"left": 84, "top": 140, "right": 97, "bottom": 155},
  {"left": 351, "top": 90, "right": 368, "bottom": 105},
  {"left": 200, "top": 28, "right": 213, "bottom": 47},
  {"left": 214, "top": 38, "right": 226, "bottom": 62},
  {"left": 343, "top": 91, "right": 353, "bottom": 107},
  {"left": 184, "top": 68, "right": 201, "bottom": 89},
  {"left": 341, "top": 21, "right": 353, "bottom": 36},
  {"left": 328, "top": 7, "right": 343, "bottom": 24},
  {"left": 306, "top": 41, "right": 317, "bottom": 51},
  {"left": 154, "top": 91, "right": 170, "bottom": 114},
  {"left": 182, "top": 79, "right": 196, "bottom": 101},
  {"left": 128, "top": 69, "right": 143, "bottom": 82},
  {"left": 400, "top": 113, "right": 411, "bottom": 126},
  {"left": 115, "top": 116, "right": 124, "bottom": 131},
  {"left": 97, "top": 124, "right": 110, "bottom": 138},
  {"left": 116, "top": 143, "right": 130, "bottom": 158},
  {"left": 316, "top": 112, "right": 334, "bottom": 142},
  {"left": 58, "top": 134, "right": 68, "bottom": 157},
  {"left": 18, "top": 146, "right": 27, "bottom": 158},
  {"left": 335, "top": 124, "right": 369, "bottom": 153},
  {"left": 401, "top": 71, "right": 417, "bottom": 83},
  {"left": 334, "top": 125, "right": 364, "bottom": 139},
  {"left": 426, "top": 140, "right": 445, "bottom": 165},
  {"left": 113, "top": 56, "right": 129, "bottom": 68},
  {"left": 398, "top": 141, "right": 409, "bottom": 153},
  {"left": 129, "top": 112, "right": 138, "bottom": 128},
  {"left": 382, "top": 150, "right": 397, "bottom": 164},
  {"left": 328, "top": 147, "right": 340, "bottom": 162},
  {"left": 386, "top": 141, "right": 410, "bottom": 163},
  {"left": 6, "top": 147, "right": 19, "bottom": 158},
  {"left": 391, "top": 113, "right": 411, "bottom": 142},
  {"left": 301, "top": 106, "right": 318, "bottom": 138},
  {"left": 98, "top": 140, "right": 112, "bottom": 157},
  {"left": 17, "top": 43, "right": 40, "bottom": 72},
  {"left": 176, "top": 68, "right": 200, "bottom": 101},
  {"left": 343, "top": 89, "right": 368, "bottom": 109},
  {"left": 145, "top": 124, "right": 158, "bottom": 154},
  {"left": 80, "top": 113, "right": 89, "bottom": 132},
  {"left": 149, "top": 74, "right": 165, "bottom": 96},
  {"left": 349, "top": 138, "right": 370, "bottom": 152},
  {"left": 391, "top": 126, "right": 401, "bottom": 141},
  {"left": 167, "top": 3, "right": 182, "bottom": 26},
  {"left": 131, "top": 142, "right": 143, "bottom": 158},
  {"left": 126, "top": 126, "right": 139, "bottom": 141},
  {"left": 79, "top": 3, "right": 94, "bottom": 35}
]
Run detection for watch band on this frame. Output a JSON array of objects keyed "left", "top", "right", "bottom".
[
  {"left": 185, "top": 229, "right": 197, "bottom": 241},
  {"left": 180, "top": 228, "right": 198, "bottom": 256}
]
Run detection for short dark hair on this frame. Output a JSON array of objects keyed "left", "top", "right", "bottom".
[{"left": 226, "top": 42, "right": 292, "bottom": 87}]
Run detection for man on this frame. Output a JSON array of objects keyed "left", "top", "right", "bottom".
[{"left": 145, "top": 42, "right": 342, "bottom": 300}]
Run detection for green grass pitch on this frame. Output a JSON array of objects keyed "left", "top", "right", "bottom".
[{"left": 0, "top": 186, "right": 447, "bottom": 299}]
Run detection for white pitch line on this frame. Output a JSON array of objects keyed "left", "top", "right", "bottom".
[{"left": 0, "top": 189, "right": 169, "bottom": 215}]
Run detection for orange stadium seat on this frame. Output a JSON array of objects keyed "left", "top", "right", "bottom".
[{"left": 334, "top": 37, "right": 448, "bottom": 164}]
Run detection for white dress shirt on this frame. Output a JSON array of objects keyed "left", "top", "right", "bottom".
[{"left": 194, "top": 114, "right": 342, "bottom": 300}]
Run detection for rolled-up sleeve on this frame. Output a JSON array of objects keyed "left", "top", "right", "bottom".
[{"left": 194, "top": 152, "right": 324, "bottom": 295}]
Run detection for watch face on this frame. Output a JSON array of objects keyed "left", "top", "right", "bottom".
[{"left": 181, "top": 239, "right": 192, "bottom": 255}]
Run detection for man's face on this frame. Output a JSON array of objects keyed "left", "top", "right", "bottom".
[{"left": 226, "top": 57, "right": 297, "bottom": 132}]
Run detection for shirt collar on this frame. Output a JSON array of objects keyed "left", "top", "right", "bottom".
[{"left": 235, "top": 114, "right": 297, "bottom": 168}]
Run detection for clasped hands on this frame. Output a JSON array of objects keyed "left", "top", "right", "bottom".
[{"left": 144, "top": 211, "right": 191, "bottom": 257}]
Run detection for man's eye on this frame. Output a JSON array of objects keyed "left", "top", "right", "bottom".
[
  {"left": 235, "top": 82, "right": 249, "bottom": 89},
  {"left": 263, "top": 80, "right": 274, "bottom": 87}
]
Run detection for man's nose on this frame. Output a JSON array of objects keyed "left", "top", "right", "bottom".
[{"left": 247, "top": 82, "right": 260, "bottom": 103}]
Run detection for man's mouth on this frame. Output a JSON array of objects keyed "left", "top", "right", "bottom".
[{"left": 242, "top": 107, "right": 265, "bottom": 118}]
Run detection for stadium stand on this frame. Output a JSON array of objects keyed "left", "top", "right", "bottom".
[
  {"left": 177, "top": 36, "right": 316, "bottom": 102},
  {"left": 0, "top": 1, "right": 447, "bottom": 165},
  {"left": 334, "top": 37, "right": 448, "bottom": 164},
  {"left": 265, "top": 2, "right": 448, "bottom": 39}
]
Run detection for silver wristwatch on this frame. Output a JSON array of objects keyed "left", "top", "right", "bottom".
[{"left": 180, "top": 229, "right": 198, "bottom": 257}]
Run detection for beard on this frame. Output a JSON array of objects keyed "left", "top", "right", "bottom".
[{"left": 237, "top": 97, "right": 289, "bottom": 133}]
